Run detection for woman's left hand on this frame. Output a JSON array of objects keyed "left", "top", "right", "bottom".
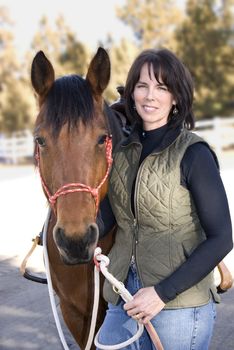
[{"left": 123, "top": 287, "right": 165, "bottom": 324}]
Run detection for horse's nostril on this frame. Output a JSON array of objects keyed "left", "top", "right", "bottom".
[
  {"left": 55, "top": 227, "right": 67, "bottom": 247},
  {"left": 88, "top": 223, "right": 99, "bottom": 243}
]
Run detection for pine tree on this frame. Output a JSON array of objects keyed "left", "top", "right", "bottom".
[{"left": 176, "top": 0, "right": 234, "bottom": 118}]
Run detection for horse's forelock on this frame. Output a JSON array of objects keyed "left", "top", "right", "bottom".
[{"left": 44, "top": 75, "right": 95, "bottom": 137}]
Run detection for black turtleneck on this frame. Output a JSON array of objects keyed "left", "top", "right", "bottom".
[
  {"left": 130, "top": 125, "right": 170, "bottom": 214},
  {"left": 97, "top": 124, "right": 233, "bottom": 303},
  {"left": 140, "top": 124, "right": 168, "bottom": 162}
]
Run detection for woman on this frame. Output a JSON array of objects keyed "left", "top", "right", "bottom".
[{"left": 97, "top": 48, "right": 233, "bottom": 350}]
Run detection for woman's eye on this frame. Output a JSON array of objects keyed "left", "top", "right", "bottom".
[
  {"left": 35, "top": 136, "right": 46, "bottom": 147},
  {"left": 158, "top": 85, "right": 168, "bottom": 91},
  {"left": 136, "top": 83, "right": 147, "bottom": 89},
  {"left": 98, "top": 135, "right": 107, "bottom": 145}
]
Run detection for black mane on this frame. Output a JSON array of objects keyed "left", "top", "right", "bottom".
[{"left": 44, "top": 74, "right": 94, "bottom": 136}]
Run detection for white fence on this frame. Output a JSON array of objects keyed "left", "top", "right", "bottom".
[
  {"left": 0, "top": 117, "right": 233, "bottom": 164},
  {"left": 195, "top": 116, "right": 234, "bottom": 157},
  {"left": 0, "top": 130, "right": 34, "bottom": 164}
]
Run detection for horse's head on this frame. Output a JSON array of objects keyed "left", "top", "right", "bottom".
[{"left": 31, "top": 48, "right": 112, "bottom": 264}]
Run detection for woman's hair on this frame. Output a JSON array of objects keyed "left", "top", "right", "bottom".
[{"left": 124, "top": 48, "right": 195, "bottom": 130}]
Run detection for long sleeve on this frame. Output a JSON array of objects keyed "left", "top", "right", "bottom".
[{"left": 155, "top": 142, "right": 233, "bottom": 302}]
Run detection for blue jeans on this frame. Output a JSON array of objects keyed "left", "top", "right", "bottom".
[{"left": 96, "top": 264, "right": 216, "bottom": 350}]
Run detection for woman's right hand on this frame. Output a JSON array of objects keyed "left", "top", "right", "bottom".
[{"left": 124, "top": 286, "right": 165, "bottom": 324}]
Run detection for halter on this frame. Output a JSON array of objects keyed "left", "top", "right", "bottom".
[{"left": 35, "top": 136, "right": 113, "bottom": 217}]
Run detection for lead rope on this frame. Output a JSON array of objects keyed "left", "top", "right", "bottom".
[
  {"left": 43, "top": 208, "right": 70, "bottom": 350},
  {"left": 43, "top": 208, "right": 163, "bottom": 350},
  {"left": 43, "top": 208, "right": 97, "bottom": 350},
  {"left": 43, "top": 209, "right": 142, "bottom": 350},
  {"left": 94, "top": 248, "right": 164, "bottom": 350}
]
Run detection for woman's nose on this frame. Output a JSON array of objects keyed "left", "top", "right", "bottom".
[{"left": 146, "top": 87, "right": 155, "bottom": 101}]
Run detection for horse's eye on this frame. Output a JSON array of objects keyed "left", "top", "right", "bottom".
[
  {"left": 35, "top": 136, "right": 46, "bottom": 147},
  {"left": 98, "top": 135, "right": 107, "bottom": 145}
]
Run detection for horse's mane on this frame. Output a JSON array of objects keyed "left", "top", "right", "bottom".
[{"left": 42, "top": 74, "right": 95, "bottom": 137}]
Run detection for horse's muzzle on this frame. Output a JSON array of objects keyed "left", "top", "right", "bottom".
[{"left": 53, "top": 223, "right": 99, "bottom": 264}]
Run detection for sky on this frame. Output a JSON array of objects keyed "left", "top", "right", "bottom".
[{"left": 0, "top": 0, "right": 134, "bottom": 55}]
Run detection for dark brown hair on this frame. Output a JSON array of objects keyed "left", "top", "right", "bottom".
[{"left": 124, "top": 48, "right": 195, "bottom": 130}]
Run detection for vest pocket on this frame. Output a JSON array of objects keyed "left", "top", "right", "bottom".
[{"left": 181, "top": 234, "right": 205, "bottom": 258}]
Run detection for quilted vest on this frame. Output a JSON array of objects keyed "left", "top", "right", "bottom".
[{"left": 103, "top": 128, "right": 220, "bottom": 307}]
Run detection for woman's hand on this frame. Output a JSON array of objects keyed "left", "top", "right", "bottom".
[{"left": 123, "top": 287, "right": 165, "bottom": 324}]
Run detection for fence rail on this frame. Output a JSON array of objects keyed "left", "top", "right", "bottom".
[
  {"left": 195, "top": 116, "right": 234, "bottom": 156},
  {"left": 0, "top": 117, "right": 233, "bottom": 164},
  {"left": 0, "top": 130, "right": 34, "bottom": 164}
]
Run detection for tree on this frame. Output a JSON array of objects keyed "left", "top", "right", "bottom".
[
  {"left": 0, "top": 80, "right": 33, "bottom": 132},
  {"left": 116, "top": 0, "right": 183, "bottom": 50},
  {"left": 106, "top": 38, "right": 139, "bottom": 102},
  {"left": 30, "top": 15, "right": 90, "bottom": 77},
  {"left": 56, "top": 16, "right": 90, "bottom": 75},
  {"left": 0, "top": 7, "right": 17, "bottom": 84},
  {"left": 175, "top": 0, "right": 234, "bottom": 118},
  {"left": 25, "top": 15, "right": 92, "bottom": 127},
  {"left": 0, "top": 6, "right": 32, "bottom": 133}
]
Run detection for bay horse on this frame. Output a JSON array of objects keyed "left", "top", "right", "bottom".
[{"left": 31, "top": 47, "right": 125, "bottom": 349}]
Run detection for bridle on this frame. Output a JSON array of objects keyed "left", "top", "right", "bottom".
[{"left": 35, "top": 136, "right": 113, "bottom": 217}]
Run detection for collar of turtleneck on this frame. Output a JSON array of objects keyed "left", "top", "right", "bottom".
[
  {"left": 139, "top": 124, "right": 169, "bottom": 163},
  {"left": 122, "top": 122, "right": 182, "bottom": 157},
  {"left": 141, "top": 123, "right": 168, "bottom": 143}
]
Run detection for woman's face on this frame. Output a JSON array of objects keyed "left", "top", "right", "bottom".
[{"left": 133, "top": 63, "right": 176, "bottom": 130}]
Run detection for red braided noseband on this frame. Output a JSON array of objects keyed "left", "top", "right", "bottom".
[{"left": 35, "top": 136, "right": 113, "bottom": 217}]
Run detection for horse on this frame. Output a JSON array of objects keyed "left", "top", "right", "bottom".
[{"left": 31, "top": 47, "right": 126, "bottom": 349}]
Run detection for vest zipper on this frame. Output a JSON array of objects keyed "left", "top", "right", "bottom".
[
  {"left": 131, "top": 218, "right": 138, "bottom": 268},
  {"left": 132, "top": 153, "right": 155, "bottom": 280},
  {"left": 131, "top": 158, "right": 147, "bottom": 272},
  {"left": 130, "top": 144, "right": 142, "bottom": 265}
]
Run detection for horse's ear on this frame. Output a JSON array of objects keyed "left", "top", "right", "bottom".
[
  {"left": 31, "top": 51, "right": 55, "bottom": 105},
  {"left": 86, "top": 47, "right": 110, "bottom": 97}
]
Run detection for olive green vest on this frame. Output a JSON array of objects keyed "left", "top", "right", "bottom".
[{"left": 103, "top": 129, "right": 220, "bottom": 307}]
